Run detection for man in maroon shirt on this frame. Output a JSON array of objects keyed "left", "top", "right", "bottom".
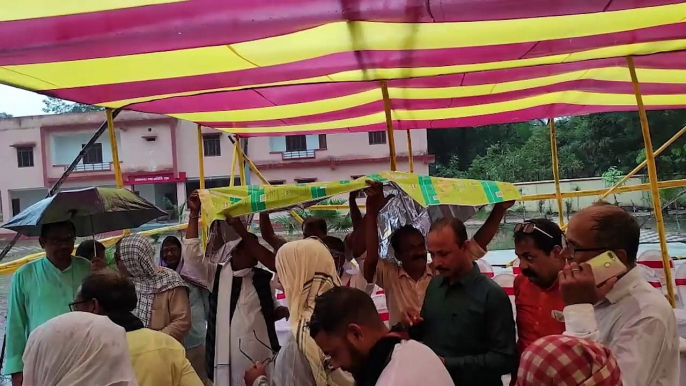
[{"left": 513, "top": 219, "right": 566, "bottom": 357}]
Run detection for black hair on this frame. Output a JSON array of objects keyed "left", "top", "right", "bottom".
[
  {"left": 309, "top": 287, "right": 383, "bottom": 338},
  {"left": 75, "top": 240, "right": 106, "bottom": 261},
  {"left": 390, "top": 224, "right": 424, "bottom": 252},
  {"left": 514, "top": 218, "right": 563, "bottom": 255},
  {"left": 303, "top": 216, "right": 328, "bottom": 235},
  {"left": 322, "top": 235, "right": 345, "bottom": 253},
  {"left": 79, "top": 271, "right": 138, "bottom": 313},
  {"left": 588, "top": 202, "right": 640, "bottom": 264},
  {"left": 428, "top": 217, "right": 468, "bottom": 246},
  {"left": 40, "top": 221, "right": 76, "bottom": 238}
]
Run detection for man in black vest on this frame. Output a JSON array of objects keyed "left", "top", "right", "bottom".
[{"left": 182, "top": 191, "right": 288, "bottom": 386}]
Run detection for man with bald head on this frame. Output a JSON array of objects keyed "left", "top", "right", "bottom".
[{"left": 559, "top": 202, "right": 679, "bottom": 386}]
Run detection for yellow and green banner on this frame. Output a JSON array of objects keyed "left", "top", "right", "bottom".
[{"left": 198, "top": 171, "right": 520, "bottom": 225}]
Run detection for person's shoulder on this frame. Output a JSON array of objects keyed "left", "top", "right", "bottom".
[
  {"left": 72, "top": 255, "right": 91, "bottom": 267},
  {"left": 127, "top": 328, "right": 185, "bottom": 352},
  {"left": 481, "top": 276, "right": 511, "bottom": 302},
  {"left": 15, "top": 258, "right": 44, "bottom": 276}
]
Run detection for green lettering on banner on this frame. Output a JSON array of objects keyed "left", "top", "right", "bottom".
[
  {"left": 310, "top": 186, "right": 327, "bottom": 199},
  {"left": 418, "top": 176, "right": 440, "bottom": 205},
  {"left": 229, "top": 197, "right": 241, "bottom": 205},
  {"left": 480, "top": 181, "right": 503, "bottom": 203},
  {"left": 248, "top": 185, "right": 267, "bottom": 212},
  {"left": 366, "top": 174, "right": 388, "bottom": 182}
]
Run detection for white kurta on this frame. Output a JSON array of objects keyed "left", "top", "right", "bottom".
[{"left": 215, "top": 266, "right": 277, "bottom": 386}]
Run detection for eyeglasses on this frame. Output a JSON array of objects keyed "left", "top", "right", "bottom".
[
  {"left": 238, "top": 330, "right": 278, "bottom": 365},
  {"left": 514, "top": 222, "right": 554, "bottom": 239},
  {"left": 560, "top": 234, "right": 609, "bottom": 260},
  {"left": 68, "top": 299, "right": 91, "bottom": 312}
]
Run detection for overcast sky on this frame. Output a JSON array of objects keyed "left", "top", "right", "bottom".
[{"left": 0, "top": 84, "right": 50, "bottom": 117}]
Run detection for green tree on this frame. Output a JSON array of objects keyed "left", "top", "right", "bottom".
[
  {"left": 42, "top": 97, "right": 103, "bottom": 114},
  {"left": 0, "top": 112, "right": 12, "bottom": 118}
]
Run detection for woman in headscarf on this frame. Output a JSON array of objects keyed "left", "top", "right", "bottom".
[
  {"left": 245, "top": 238, "right": 355, "bottom": 386},
  {"left": 22, "top": 311, "right": 138, "bottom": 386},
  {"left": 160, "top": 235, "right": 212, "bottom": 385},
  {"left": 516, "top": 335, "right": 622, "bottom": 386},
  {"left": 115, "top": 233, "right": 191, "bottom": 342}
]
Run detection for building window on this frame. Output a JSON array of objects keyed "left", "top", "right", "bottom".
[
  {"left": 203, "top": 135, "right": 221, "bottom": 157},
  {"left": 16, "top": 146, "right": 34, "bottom": 168},
  {"left": 81, "top": 143, "right": 103, "bottom": 164},
  {"left": 295, "top": 178, "right": 317, "bottom": 184},
  {"left": 269, "top": 180, "right": 286, "bottom": 185},
  {"left": 318, "top": 134, "right": 327, "bottom": 150},
  {"left": 368, "top": 131, "right": 387, "bottom": 145},
  {"left": 11, "top": 198, "right": 20, "bottom": 216},
  {"left": 285, "top": 135, "right": 307, "bottom": 152}
]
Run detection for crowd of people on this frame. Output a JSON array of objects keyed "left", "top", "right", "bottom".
[{"left": 1, "top": 182, "right": 681, "bottom": 385}]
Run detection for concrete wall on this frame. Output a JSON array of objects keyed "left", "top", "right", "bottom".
[{"left": 516, "top": 176, "right": 648, "bottom": 213}]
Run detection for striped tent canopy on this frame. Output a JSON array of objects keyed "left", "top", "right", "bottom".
[{"left": 2, "top": 1, "right": 686, "bottom": 136}]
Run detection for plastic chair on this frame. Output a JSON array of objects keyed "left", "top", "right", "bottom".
[
  {"left": 637, "top": 264, "right": 663, "bottom": 291},
  {"left": 512, "top": 258, "right": 521, "bottom": 275},
  {"left": 675, "top": 264, "right": 686, "bottom": 309},
  {"left": 493, "top": 273, "right": 516, "bottom": 319},
  {"left": 371, "top": 286, "right": 390, "bottom": 326},
  {"left": 477, "top": 259, "right": 495, "bottom": 278},
  {"left": 638, "top": 250, "right": 675, "bottom": 293}
]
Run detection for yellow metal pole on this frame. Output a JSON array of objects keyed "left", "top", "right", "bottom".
[
  {"left": 380, "top": 80, "right": 398, "bottom": 171},
  {"left": 600, "top": 125, "right": 686, "bottom": 201},
  {"left": 406, "top": 130, "right": 414, "bottom": 173},
  {"left": 236, "top": 136, "right": 246, "bottom": 186},
  {"left": 627, "top": 56, "right": 675, "bottom": 307},
  {"left": 549, "top": 118, "right": 565, "bottom": 226},
  {"left": 106, "top": 109, "right": 124, "bottom": 188},
  {"left": 196, "top": 124, "right": 207, "bottom": 246},
  {"left": 107, "top": 109, "right": 129, "bottom": 235},
  {"left": 237, "top": 144, "right": 304, "bottom": 224},
  {"left": 196, "top": 124, "right": 206, "bottom": 190},
  {"left": 229, "top": 139, "right": 238, "bottom": 187}
]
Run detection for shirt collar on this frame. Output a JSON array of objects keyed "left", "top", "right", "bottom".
[
  {"left": 441, "top": 263, "right": 481, "bottom": 287},
  {"left": 398, "top": 264, "right": 433, "bottom": 281},
  {"left": 604, "top": 267, "right": 642, "bottom": 304},
  {"left": 42, "top": 256, "right": 75, "bottom": 273}
]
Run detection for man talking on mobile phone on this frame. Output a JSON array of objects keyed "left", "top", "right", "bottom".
[{"left": 559, "top": 201, "right": 679, "bottom": 386}]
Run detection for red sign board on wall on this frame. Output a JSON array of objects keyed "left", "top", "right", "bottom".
[{"left": 125, "top": 172, "right": 186, "bottom": 185}]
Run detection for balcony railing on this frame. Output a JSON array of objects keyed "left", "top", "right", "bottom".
[
  {"left": 282, "top": 150, "right": 315, "bottom": 160},
  {"left": 73, "top": 162, "right": 112, "bottom": 172}
]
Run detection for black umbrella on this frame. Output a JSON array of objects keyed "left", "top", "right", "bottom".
[{"left": 1, "top": 187, "right": 167, "bottom": 236}]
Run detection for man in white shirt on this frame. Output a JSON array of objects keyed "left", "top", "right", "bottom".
[
  {"left": 183, "top": 192, "right": 288, "bottom": 386},
  {"left": 309, "top": 286, "right": 454, "bottom": 386},
  {"left": 558, "top": 202, "right": 679, "bottom": 386}
]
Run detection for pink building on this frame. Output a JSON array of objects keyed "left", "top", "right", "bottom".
[{"left": 0, "top": 111, "right": 433, "bottom": 226}]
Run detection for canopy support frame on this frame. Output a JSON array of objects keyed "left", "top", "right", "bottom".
[
  {"left": 601, "top": 125, "right": 686, "bottom": 201},
  {"left": 627, "top": 56, "right": 675, "bottom": 307},
  {"left": 196, "top": 124, "right": 206, "bottom": 189},
  {"left": 380, "top": 80, "right": 398, "bottom": 171},
  {"left": 549, "top": 118, "right": 565, "bottom": 226},
  {"left": 229, "top": 139, "right": 238, "bottom": 187},
  {"left": 407, "top": 130, "right": 414, "bottom": 173},
  {"left": 228, "top": 136, "right": 304, "bottom": 224}
]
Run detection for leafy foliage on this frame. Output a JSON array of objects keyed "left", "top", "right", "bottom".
[
  {"left": 430, "top": 110, "right": 686, "bottom": 183},
  {"left": 271, "top": 198, "right": 353, "bottom": 234},
  {"left": 0, "top": 112, "right": 12, "bottom": 118},
  {"left": 42, "top": 97, "right": 103, "bottom": 114}
]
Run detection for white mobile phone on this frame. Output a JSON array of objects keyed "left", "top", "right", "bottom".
[{"left": 587, "top": 251, "right": 627, "bottom": 285}]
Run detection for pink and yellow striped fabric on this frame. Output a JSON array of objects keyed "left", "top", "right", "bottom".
[{"left": 2, "top": 0, "right": 686, "bottom": 136}]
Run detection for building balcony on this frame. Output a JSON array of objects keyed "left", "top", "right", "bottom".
[
  {"left": 282, "top": 150, "right": 315, "bottom": 160},
  {"left": 73, "top": 162, "right": 112, "bottom": 172}
]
